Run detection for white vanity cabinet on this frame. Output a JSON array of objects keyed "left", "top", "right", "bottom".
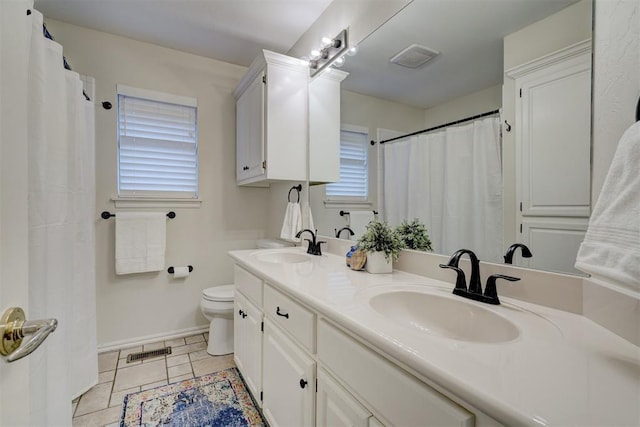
[
  {"left": 262, "top": 283, "right": 317, "bottom": 427},
  {"left": 233, "top": 266, "right": 263, "bottom": 405},
  {"left": 233, "top": 263, "right": 478, "bottom": 426},
  {"left": 263, "top": 318, "right": 316, "bottom": 427},
  {"left": 233, "top": 290, "right": 262, "bottom": 404},
  {"left": 234, "top": 50, "right": 308, "bottom": 186}
]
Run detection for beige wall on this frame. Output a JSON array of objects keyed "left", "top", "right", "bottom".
[
  {"left": 502, "top": 0, "right": 592, "bottom": 248},
  {"left": 45, "top": 19, "right": 271, "bottom": 348},
  {"left": 423, "top": 85, "right": 502, "bottom": 128}
]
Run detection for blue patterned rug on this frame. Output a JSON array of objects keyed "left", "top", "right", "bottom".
[{"left": 120, "top": 367, "right": 266, "bottom": 426}]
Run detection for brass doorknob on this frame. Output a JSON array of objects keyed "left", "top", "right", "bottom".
[{"left": 0, "top": 307, "right": 58, "bottom": 362}]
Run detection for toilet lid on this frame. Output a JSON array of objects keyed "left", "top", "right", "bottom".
[{"left": 202, "top": 285, "right": 234, "bottom": 302}]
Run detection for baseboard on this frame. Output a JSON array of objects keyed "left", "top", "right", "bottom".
[{"left": 98, "top": 325, "right": 210, "bottom": 353}]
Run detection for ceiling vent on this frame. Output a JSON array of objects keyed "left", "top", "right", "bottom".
[{"left": 390, "top": 44, "right": 440, "bottom": 69}]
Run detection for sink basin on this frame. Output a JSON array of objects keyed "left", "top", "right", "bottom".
[
  {"left": 368, "top": 289, "right": 520, "bottom": 343},
  {"left": 255, "top": 250, "right": 311, "bottom": 264}
]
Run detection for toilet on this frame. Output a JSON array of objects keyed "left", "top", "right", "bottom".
[
  {"left": 200, "top": 239, "right": 291, "bottom": 355},
  {"left": 200, "top": 284, "right": 235, "bottom": 355}
]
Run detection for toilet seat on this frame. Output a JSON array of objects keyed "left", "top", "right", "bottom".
[{"left": 202, "top": 284, "right": 234, "bottom": 302}]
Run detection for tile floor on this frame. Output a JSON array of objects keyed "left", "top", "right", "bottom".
[{"left": 72, "top": 333, "right": 235, "bottom": 427}]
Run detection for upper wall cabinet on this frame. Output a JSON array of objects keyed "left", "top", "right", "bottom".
[
  {"left": 234, "top": 50, "right": 308, "bottom": 186},
  {"left": 309, "top": 70, "right": 348, "bottom": 184},
  {"left": 234, "top": 50, "right": 347, "bottom": 186}
]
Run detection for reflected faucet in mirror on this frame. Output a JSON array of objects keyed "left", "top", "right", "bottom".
[
  {"left": 504, "top": 243, "right": 533, "bottom": 265},
  {"left": 440, "top": 249, "right": 520, "bottom": 305},
  {"left": 335, "top": 226, "right": 355, "bottom": 239}
]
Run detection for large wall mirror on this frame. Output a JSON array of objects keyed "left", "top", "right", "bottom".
[{"left": 310, "top": 0, "right": 593, "bottom": 276}]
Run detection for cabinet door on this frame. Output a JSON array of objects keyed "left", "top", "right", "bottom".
[
  {"left": 233, "top": 291, "right": 262, "bottom": 404},
  {"left": 317, "top": 368, "right": 371, "bottom": 427},
  {"left": 263, "top": 318, "right": 315, "bottom": 427},
  {"left": 517, "top": 51, "right": 591, "bottom": 217},
  {"left": 236, "top": 71, "right": 264, "bottom": 182},
  {"left": 521, "top": 217, "right": 588, "bottom": 275}
]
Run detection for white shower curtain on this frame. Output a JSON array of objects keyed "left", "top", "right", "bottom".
[
  {"left": 384, "top": 117, "right": 502, "bottom": 262},
  {"left": 3, "top": 1, "right": 97, "bottom": 422}
]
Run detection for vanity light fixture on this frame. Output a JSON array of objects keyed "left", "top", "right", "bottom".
[{"left": 308, "top": 29, "right": 349, "bottom": 77}]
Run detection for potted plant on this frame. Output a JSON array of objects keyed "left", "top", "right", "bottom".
[
  {"left": 357, "top": 220, "right": 404, "bottom": 273},
  {"left": 396, "top": 218, "right": 433, "bottom": 252}
]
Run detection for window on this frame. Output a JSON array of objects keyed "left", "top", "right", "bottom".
[
  {"left": 117, "top": 85, "right": 198, "bottom": 199},
  {"left": 326, "top": 128, "right": 368, "bottom": 200}
]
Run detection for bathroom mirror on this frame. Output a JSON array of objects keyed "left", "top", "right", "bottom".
[{"left": 310, "top": 0, "right": 592, "bottom": 276}]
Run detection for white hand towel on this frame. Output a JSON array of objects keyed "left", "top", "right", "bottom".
[
  {"left": 280, "top": 202, "right": 302, "bottom": 242},
  {"left": 115, "top": 212, "right": 166, "bottom": 275},
  {"left": 575, "top": 121, "right": 640, "bottom": 287},
  {"left": 301, "top": 202, "right": 315, "bottom": 235},
  {"left": 350, "top": 210, "right": 374, "bottom": 239}
]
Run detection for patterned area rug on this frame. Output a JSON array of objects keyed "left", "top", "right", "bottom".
[{"left": 120, "top": 367, "right": 266, "bottom": 426}]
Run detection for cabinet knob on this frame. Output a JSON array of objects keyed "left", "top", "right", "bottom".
[{"left": 299, "top": 379, "right": 308, "bottom": 389}]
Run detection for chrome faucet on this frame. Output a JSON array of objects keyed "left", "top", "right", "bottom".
[
  {"left": 295, "top": 229, "right": 326, "bottom": 256},
  {"left": 439, "top": 249, "right": 520, "bottom": 305},
  {"left": 503, "top": 243, "right": 532, "bottom": 264},
  {"left": 334, "top": 226, "right": 355, "bottom": 239}
]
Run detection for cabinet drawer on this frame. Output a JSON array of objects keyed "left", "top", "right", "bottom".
[
  {"left": 234, "top": 265, "right": 262, "bottom": 306},
  {"left": 318, "top": 319, "right": 474, "bottom": 427},
  {"left": 264, "top": 283, "right": 315, "bottom": 353}
]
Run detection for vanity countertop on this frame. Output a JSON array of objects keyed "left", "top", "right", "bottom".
[{"left": 229, "top": 247, "right": 640, "bottom": 426}]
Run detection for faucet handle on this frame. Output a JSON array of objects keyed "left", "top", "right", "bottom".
[
  {"left": 439, "top": 264, "right": 467, "bottom": 295},
  {"left": 483, "top": 274, "right": 520, "bottom": 305},
  {"left": 315, "top": 241, "right": 327, "bottom": 256}
]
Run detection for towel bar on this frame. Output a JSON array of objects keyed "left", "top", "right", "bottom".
[{"left": 101, "top": 211, "right": 176, "bottom": 219}]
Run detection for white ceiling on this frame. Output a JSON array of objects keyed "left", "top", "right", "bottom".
[
  {"left": 34, "top": 0, "right": 583, "bottom": 109},
  {"left": 340, "top": 0, "right": 581, "bottom": 109},
  {"left": 33, "top": 0, "right": 333, "bottom": 67}
]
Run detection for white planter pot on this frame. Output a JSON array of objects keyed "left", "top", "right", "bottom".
[{"left": 365, "top": 251, "right": 393, "bottom": 274}]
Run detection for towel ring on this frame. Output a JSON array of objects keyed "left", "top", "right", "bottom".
[{"left": 288, "top": 184, "right": 302, "bottom": 203}]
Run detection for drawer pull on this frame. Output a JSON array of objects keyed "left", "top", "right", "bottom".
[
  {"left": 238, "top": 309, "right": 244, "bottom": 316},
  {"left": 299, "top": 379, "right": 308, "bottom": 389},
  {"left": 238, "top": 309, "right": 247, "bottom": 319},
  {"left": 276, "top": 306, "right": 289, "bottom": 319}
]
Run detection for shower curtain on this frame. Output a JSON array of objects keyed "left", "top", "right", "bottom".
[
  {"left": 384, "top": 117, "right": 503, "bottom": 262},
  {"left": 3, "top": 1, "right": 97, "bottom": 422}
]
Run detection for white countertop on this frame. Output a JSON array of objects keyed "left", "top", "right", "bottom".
[{"left": 229, "top": 247, "right": 640, "bottom": 426}]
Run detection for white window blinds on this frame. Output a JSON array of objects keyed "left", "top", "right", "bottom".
[
  {"left": 326, "top": 129, "right": 368, "bottom": 199},
  {"left": 117, "top": 86, "right": 198, "bottom": 198}
]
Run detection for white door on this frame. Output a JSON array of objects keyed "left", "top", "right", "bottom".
[
  {"left": 236, "top": 71, "right": 264, "bottom": 182},
  {"left": 233, "top": 291, "right": 263, "bottom": 404},
  {"left": 0, "top": 2, "right": 56, "bottom": 424},
  {"left": 263, "top": 318, "right": 315, "bottom": 427},
  {"left": 317, "top": 368, "right": 371, "bottom": 427}
]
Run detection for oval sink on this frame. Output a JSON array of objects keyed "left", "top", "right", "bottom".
[
  {"left": 369, "top": 290, "right": 520, "bottom": 343},
  {"left": 255, "top": 251, "right": 311, "bottom": 264}
]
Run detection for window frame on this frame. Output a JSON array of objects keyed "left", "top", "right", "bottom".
[
  {"left": 325, "top": 124, "right": 370, "bottom": 206},
  {"left": 115, "top": 84, "right": 199, "bottom": 203}
]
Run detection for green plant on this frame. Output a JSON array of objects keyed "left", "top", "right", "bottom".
[
  {"left": 396, "top": 218, "right": 433, "bottom": 251},
  {"left": 357, "top": 220, "right": 404, "bottom": 262}
]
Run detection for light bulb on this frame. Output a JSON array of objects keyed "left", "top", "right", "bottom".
[
  {"left": 310, "top": 49, "right": 322, "bottom": 59},
  {"left": 332, "top": 56, "right": 345, "bottom": 68},
  {"left": 321, "top": 36, "right": 334, "bottom": 47},
  {"left": 347, "top": 45, "right": 358, "bottom": 56},
  {"left": 299, "top": 56, "right": 310, "bottom": 67}
]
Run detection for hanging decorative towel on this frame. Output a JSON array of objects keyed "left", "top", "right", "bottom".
[
  {"left": 115, "top": 212, "right": 166, "bottom": 275},
  {"left": 575, "top": 122, "right": 640, "bottom": 288},
  {"left": 280, "top": 202, "right": 302, "bottom": 242}
]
